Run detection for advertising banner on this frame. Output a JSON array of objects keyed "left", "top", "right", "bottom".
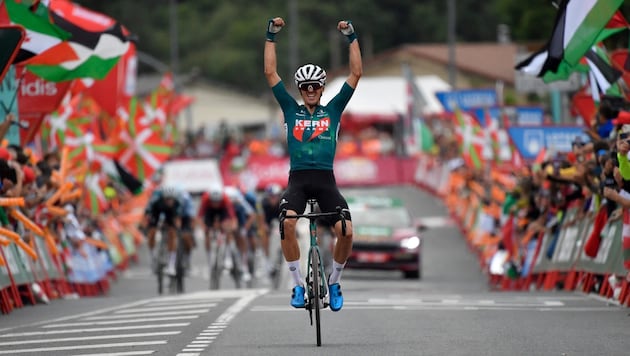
[
  {"left": 17, "top": 67, "right": 71, "bottom": 114},
  {"left": 435, "top": 89, "right": 497, "bottom": 112},
  {"left": 507, "top": 126, "right": 590, "bottom": 160},
  {"left": 576, "top": 217, "right": 623, "bottom": 275},
  {"left": 472, "top": 106, "right": 544, "bottom": 127},
  {"left": 162, "top": 158, "right": 223, "bottom": 193}
]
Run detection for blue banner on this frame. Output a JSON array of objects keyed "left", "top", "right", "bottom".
[
  {"left": 435, "top": 89, "right": 497, "bottom": 112},
  {"left": 471, "top": 106, "right": 544, "bottom": 127},
  {"left": 507, "top": 126, "right": 590, "bottom": 160}
]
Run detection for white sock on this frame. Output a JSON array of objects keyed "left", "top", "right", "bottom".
[
  {"left": 287, "top": 260, "right": 303, "bottom": 287},
  {"left": 168, "top": 252, "right": 176, "bottom": 269},
  {"left": 328, "top": 261, "right": 345, "bottom": 285}
]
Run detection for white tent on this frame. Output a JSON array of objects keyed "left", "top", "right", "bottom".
[{"left": 320, "top": 75, "right": 451, "bottom": 122}]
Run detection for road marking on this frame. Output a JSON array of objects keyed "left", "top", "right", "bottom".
[
  {"left": 176, "top": 289, "right": 267, "bottom": 355},
  {"left": 0, "top": 332, "right": 180, "bottom": 346},
  {"left": 83, "top": 309, "right": 210, "bottom": 320},
  {"left": 142, "top": 299, "right": 223, "bottom": 307},
  {"left": 543, "top": 301, "right": 564, "bottom": 306},
  {"left": 0, "top": 341, "right": 167, "bottom": 354},
  {"left": 114, "top": 303, "right": 217, "bottom": 314},
  {"left": 42, "top": 316, "right": 199, "bottom": 328},
  {"left": 71, "top": 352, "right": 156, "bottom": 356},
  {"left": 0, "top": 299, "right": 153, "bottom": 333},
  {"left": 250, "top": 305, "right": 620, "bottom": 312},
  {"left": 418, "top": 216, "right": 454, "bottom": 228},
  {"left": 0, "top": 323, "right": 191, "bottom": 337}
]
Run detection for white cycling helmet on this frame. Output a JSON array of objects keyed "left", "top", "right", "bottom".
[
  {"left": 208, "top": 184, "right": 224, "bottom": 203},
  {"left": 265, "top": 183, "right": 283, "bottom": 196},
  {"left": 294, "top": 64, "right": 326, "bottom": 86},
  {"left": 160, "top": 185, "right": 178, "bottom": 199}
]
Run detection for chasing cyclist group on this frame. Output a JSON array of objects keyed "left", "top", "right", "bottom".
[{"left": 143, "top": 182, "right": 283, "bottom": 286}]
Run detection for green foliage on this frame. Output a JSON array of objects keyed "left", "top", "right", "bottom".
[{"left": 73, "top": 0, "right": 628, "bottom": 93}]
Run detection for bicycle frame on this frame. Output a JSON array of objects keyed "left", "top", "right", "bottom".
[{"left": 280, "top": 199, "right": 348, "bottom": 346}]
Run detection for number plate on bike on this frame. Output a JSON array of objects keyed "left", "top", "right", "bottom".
[{"left": 356, "top": 252, "right": 388, "bottom": 263}]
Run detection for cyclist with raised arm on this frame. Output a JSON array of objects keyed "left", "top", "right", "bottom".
[
  {"left": 264, "top": 17, "right": 362, "bottom": 311},
  {"left": 144, "top": 185, "right": 182, "bottom": 276}
]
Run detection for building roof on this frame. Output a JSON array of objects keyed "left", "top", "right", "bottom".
[
  {"left": 321, "top": 75, "right": 451, "bottom": 122},
  {"left": 354, "top": 42, "right": 521, "bottom": 86}
]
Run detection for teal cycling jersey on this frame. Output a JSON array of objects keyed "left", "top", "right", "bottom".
[{"left": 272, "top": 81, "right": 354, "bottom": 171}]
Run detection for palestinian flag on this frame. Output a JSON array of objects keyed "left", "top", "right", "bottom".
[
  {"left": 23, "top": 0, "right": 131, "bottom": 82},
  {"left": 0, "top": 0, "right": 70, "bottom": 63},
  {"left": 585, "top": 44, "right": 622, "bottom": 97},
  {"left": 543, "top": 0, "right": 624, "bottom": 74},
  {"left": 515, "top": 8, "right": 627, "bottom": 82}
]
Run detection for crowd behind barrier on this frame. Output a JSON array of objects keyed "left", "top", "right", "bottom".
[
  {"left": 414, "top": 110, "right": 630, "bottom": 308},
  {"left": 0, "top": 121, "right": 151, "bottom": 314}
]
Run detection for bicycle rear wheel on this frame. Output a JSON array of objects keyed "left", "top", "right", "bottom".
[
  {"left": 310, "top": 247, "right": 322, "bottom": 347},
  {"left": 210, "top": 236, "right": 225, "bottom": 290},
  {"left": 175, "top": 235, "right": 186, "bottom": 293}
]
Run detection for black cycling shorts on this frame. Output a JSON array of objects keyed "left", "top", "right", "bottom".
[
  {"left": 203, "top": 208, "right": 230, "bottom": 227},
  {"left": 148, "top": 210, "right": 177, "bottom": 228},
  {"left": 181, "top": 216, "right": 192, "bottom": 232},
  {"left": 281, "top": 169, "right": 351, "bottom": 225}
]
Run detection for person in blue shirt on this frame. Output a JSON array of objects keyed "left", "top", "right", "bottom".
[{"left": 264, "top": 17, "right": 362, "bottom": 311}]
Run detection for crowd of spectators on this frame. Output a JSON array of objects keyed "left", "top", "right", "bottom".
[
  {"left": 174, "top": 120, "right": 403, "bottom": 161},
  {"left": 0, "top": 112, "right": 140, "bottom": 303},
  {"left": 440, "top": 98, "right": 630, "bottom": 289}
]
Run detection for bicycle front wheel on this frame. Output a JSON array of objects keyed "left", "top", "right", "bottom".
[{"left": 310, "top": 247, "right": 322, "bottom": 347}]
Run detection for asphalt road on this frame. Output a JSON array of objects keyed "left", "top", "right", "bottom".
[{"left": 0, "top": 185, "right": 628, "bottom": 356}]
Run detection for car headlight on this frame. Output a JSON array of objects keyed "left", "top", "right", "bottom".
[{"left": 400, "top": 236, "right": 420, "bottom": 250}]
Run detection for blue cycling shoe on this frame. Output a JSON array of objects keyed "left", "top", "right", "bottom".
[
  {"left": 291, "top": 285, "right": 306, "bottom": 308},
  {"left": 328, "top": 283, "right": 343, "bottom": 312}
]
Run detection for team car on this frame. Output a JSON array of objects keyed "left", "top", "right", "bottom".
[{"left": 345, "top": 196, "right": 424, "bottom": 279}]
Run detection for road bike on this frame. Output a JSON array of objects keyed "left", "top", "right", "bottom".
[
  {"left": 155, "top": 223, "right": 186, "bottom": 295},
  {"left": 267, "top": 220, "right": 286, "bottom": 290},
  {"left": 208, "top": 227, "right": 242, "bottom": 290},
  {"left": 280, "top": 199, "right": 348, "bottom": 347}
]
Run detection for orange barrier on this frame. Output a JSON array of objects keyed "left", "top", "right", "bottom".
[
  {"left": 0, "top": 197, "right": 24, "bottom": 207},
  {"left": 45, "top": 182, "right": 73, "bottom": 207},
  {"left": 9, "top": 209, "right": 45, "bottom": 236}
]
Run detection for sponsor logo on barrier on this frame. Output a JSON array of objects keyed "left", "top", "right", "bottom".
[{"left": 507, "top": 126, "right": 590, "bottom": 160}]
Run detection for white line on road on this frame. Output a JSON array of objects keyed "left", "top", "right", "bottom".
[
  {"left": 71, "top": 351, "right": 156, "bottom": 356},
  {"left": 176, "top": 290, "right": 267, "bottom": 355},
  {"left": 543, "top": 301, "right": 565, "bottom": 306},
  {"left": 0, "top": 299, "right": 153, "bottom": 333},
  {"left": 0, "top": 341, "right": 167, "bottom": 354},
  {"left": 83, "top": 309, "right": 210, "bottom": 320},
  {"left": 142, "top": 299, "right": 223, "bottom": 307},
  {"left": 42, "top": 316, "right": 198, "bottom": 328},
  {"left": 0, "top": 323, "right": 190, "bottom": 337},
  {"left": 114, "top": 304, "right": 217, "bottom": 314},
  {"left": 250, "top": 305, "right": 620, "bottom": 312},
  {"left": 0, "top": 332, "right": 180, "bottom": 346}
]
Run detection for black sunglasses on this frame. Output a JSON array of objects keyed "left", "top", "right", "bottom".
[{"left": 298, "top": 82, "right": 322, "bottom": 91}]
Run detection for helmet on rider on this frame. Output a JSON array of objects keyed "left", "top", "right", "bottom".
[
  {"left": 160, "top": 185, "right": 178, "bottom": 200},
  {"left": 208, "top": 184, "right": 224, "bottom": 203},
  {"left": 265, "top": 183, "right": 283, "bottom": 197},
  {"left": 294, "top": 64, "right": 326, "bottom": 89}
]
